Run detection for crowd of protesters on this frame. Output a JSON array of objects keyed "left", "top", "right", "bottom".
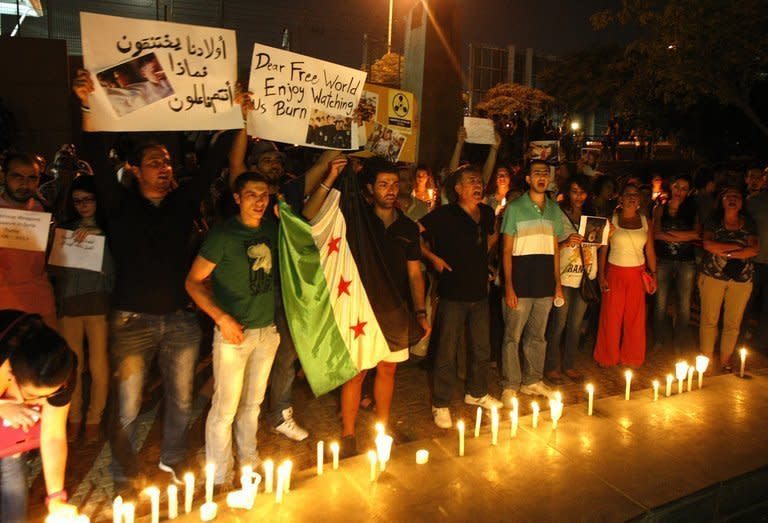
[{"left": 0, "top": 69, "right": 766, "bottom": 520}]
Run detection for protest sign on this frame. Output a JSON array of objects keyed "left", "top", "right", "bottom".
[
  {"left": 356, "top": 83, "right": 419, "bottom": 162},
  {"left": 80, "top": 12, "right": 241, "bottom": 131},
  {"left": 579, "top": 216, "right": 609, "bottom": 246},
  {"left": 528, "top": 140, "right": 559, "bottom": 165},
  {"left": 247, "top": 45, "right": 367, "bottom": 149},
  {"left": 0, "top": 208, "right": 51, "bottom": 252},
  {"left": 463, "top": 117, "right": 496, "bottom": 144},
  {"left": 48, "top": 229, "right": 106, "bottom": 273}
]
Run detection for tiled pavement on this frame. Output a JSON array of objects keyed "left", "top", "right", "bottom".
[{"left": 28, "top": 332, "right": 768, "bottom": 521}]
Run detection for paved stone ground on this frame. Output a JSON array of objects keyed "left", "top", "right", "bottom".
[{"left": 28, "top": 325, "right": 768, "bottom": 521}]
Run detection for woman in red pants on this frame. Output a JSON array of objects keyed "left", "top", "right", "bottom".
[{"left": 595, "top": 183, "right": 657, "bottom": 367}]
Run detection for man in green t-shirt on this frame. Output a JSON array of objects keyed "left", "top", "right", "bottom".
[{"left": 186, "top": 171, "right": 279, "bottom": 486}]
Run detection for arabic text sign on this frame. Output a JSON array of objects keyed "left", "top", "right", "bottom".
[
  {"left": 0, "top": 208, "right": 51, "bottom": 252},
  {"left": 464, "top": 117, "right": 496, "bottom": 145},
  {"left": 81, "top": 12, "right": 241, "bottom": 131},
  {"left": 48, "top": 229, "right": 106, "bottom": 272},
  {"left": 247, "top": 45, "right": 367, "bottom": 149}
]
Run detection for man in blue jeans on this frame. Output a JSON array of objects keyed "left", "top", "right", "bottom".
[
  {"left": 500, "top": 160, "right": 563, "bottom": 407},
  {"left": 74, "top": 69, "right": 231, "bottom": 493}
]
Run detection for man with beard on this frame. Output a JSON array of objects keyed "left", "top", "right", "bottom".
[
  {"left": 500, "top": 159, "right": 564, "bottom": 406},
  {"left": 0, "top": 152, "right": 57, "bottom": 328},
  {"left": 420, "top": 166, "right": 503, "bottom": 429}
]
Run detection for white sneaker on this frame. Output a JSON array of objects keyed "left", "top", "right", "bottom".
[
  {"left": 272, "top": 407, "right": 309, "bottom": 441},
  {"left": 501, "top": 389, "right": 517, "bottom": 408},
  {"left": 432, "top": 406, "right": 452, "bottom": 429},
  {"left": 519, "top": 381, "right": 554, "bottom": 398},
  {"left": 464, "top": 394, "right": 503, "bottom": 410}
]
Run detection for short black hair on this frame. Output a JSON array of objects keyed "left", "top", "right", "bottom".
[
  {"left": 233, "top": 171, "right": 270, "bottom": 194},
  {"left": 363, "top": 157, "right": 398, "bottom": 186},
  {"left": 527, "top": 159, "right": 549, "bottom": 174},
  {"left": 670, "top": 173, "right": 693, "bottom": 186},
  {"left": 126, "top": 140, "right": 167, "bottom": 168},
  {"left": 2, "top": 151, "right": 38, "bottom": 174}
]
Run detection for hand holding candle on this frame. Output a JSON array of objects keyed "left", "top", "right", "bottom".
[
  {"left": 695, "top": 355, "right": 709, "bottom": 388},
  {"left": 586, "top": 383, "right": 594, "bottom": 416}
]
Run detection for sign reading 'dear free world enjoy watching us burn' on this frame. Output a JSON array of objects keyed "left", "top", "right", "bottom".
[
  {"left": 80, "top": 12, "right": 242, "bottom": 131},
  {"left": 247, "top": 45, "right": 368, "bottom": 150}
]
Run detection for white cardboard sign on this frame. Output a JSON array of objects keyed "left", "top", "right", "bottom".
[
  {"left": 0, "top": 208, "right": 51, "bottom": 252},
  {"left": 48, "top": 229, "right": 106, "bottom": 273}
]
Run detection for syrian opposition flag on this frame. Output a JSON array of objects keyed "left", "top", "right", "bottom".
[{"left": 278, "top": 168, "right": 423, "bottom": 396}]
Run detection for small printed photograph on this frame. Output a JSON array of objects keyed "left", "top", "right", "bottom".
[
  {"left": 528, "top": 140, "right": 559, "bottom": 165},
  {"left": 305, "top": 109, "right": 353, "bottom": 149},
  {"left": 96, "top": 52, "right": 174, "bottom": 117},
  {"left": 365, "top": 123, "right": 407, "bottom": 163},
  {"left": 579, "top": 215, "right": 609, "bottom": 246},
  {"left": 356, "top": 91, "right": 378, "bottom": 124}
]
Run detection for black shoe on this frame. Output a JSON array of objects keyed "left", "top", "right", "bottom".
[
  {"left": 340, "top": 435, "right": 357, "bottom": 459},
  {"left": 159, "top": 460, "right": 187, "bottom": 485}
]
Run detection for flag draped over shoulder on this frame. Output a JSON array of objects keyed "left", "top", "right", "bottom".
[{"left": 278, "top": 167, "right": 423, "bottom": 396}]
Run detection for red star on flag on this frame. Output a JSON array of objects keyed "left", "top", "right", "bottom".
[
  {"left": 350, "top": 319, "right": 368, "bottom": 339},
  {"left": 328, "top": 236, "right": 341, "bottom": 255},
  {"left": 337, "top": 276, "right": 352, "bottom": 297}
]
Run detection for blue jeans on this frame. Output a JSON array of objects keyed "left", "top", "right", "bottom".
[
  {"left": 545, "top": 286, "right": 588, "bottom": 372},
  {"left": 501, "top": 297, "right": 553, "bottom": 390},
  {"left": 1, "top": 455, "right": 27, "bottom": 523},
  {"left": 654, "top": 259, "right": 696, "bottom": 350},
  {"left": 109, "top": 309, "right": 200, "bottom": 481},
  {"left": 431, "top": 299, "right": 491, "bottom": 408},
  {"left": 267, "top": 308, "right": 297, "bottom": 427}
]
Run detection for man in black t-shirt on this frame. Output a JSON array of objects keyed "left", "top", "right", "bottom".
[{"left": 420, "top": 166, "right": 503, "bottom": 429}]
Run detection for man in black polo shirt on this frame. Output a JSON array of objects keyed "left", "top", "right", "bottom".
[{"left": 420, "top": 165, "right": 503, "bottom": 429}]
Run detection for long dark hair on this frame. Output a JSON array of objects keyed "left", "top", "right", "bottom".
[
  {"left": 561, "top": 174, "right": 595, "bottom": 215},
  {"left": 63, "top": 175, "right": 108, "bottom": 230},
  {"left": 0, "top": 310, "right": 75, "bottom": 390},
  {"left": 712, "top": 184, "right": 747, "bottom": 221}
]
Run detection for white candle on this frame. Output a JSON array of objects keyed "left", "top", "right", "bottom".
[
  {"left": 167, "top": 485, "right": 178, "bottom": 520},
  {"left": 549, "top": 399, "right": 563, "bottom": 430},
  {"left": 415, "top": 449, "right": 429, "bottom": 464},
  {"left": 200, "top": 502, "right": 217, "bottom": 521},
  {"left": 283, "top": 460, "right": 293, "bottom": 492},
  {"left": 686, "top": 366, "right": 694, "bottom": 392},
  {"left": 144, "top": 486, "right": 160, "bottom": 523},
  {"left": 665, "top": 374, "right": 673, "bottom": 397},
  {"left": 511, "top": 397, "right": 519, "bottom": 437},
  {"left": 375, "top": 422, "right": 385, "bottom": 436},
  {"left": 317, "top": 441, "right": 324, "bottom": 476},
  {"left": 112, "top": 496, "right": 123, "bottom": 523},
  {"left": 205, "top": 463, "right": 215, "bottom": 504},
  {"left": 586, "top": 383, "right": 594, "bottom": 416},
  {"left": 226, "top": 490, "right": 251, "bottom": 510},
  {"left": 240, "top": 465, "right": 253, "bottom": 496},
  {"left": 375, "top": 435, "right": 393, "bottom": 471},
  {"left": 652, "top": 380, "right": 659, "bottom": 402},
  {"left": 122, "top": 503, "right": 135, "bottom": 523},
  {"left": 624, "top": 370, "right": 633, "bottom": 400},
  {"left": 263, "top": 460, "right": 274, "bottom": 494},
  {"left": 695, "top": 355, "right": 709, "bottom": 388},
  {"left": 368, "top": 450, "right": 378, "bottom": 482},
  {"left": 490, "top": 406, "right": 499, "bottom": 446},
  {"left": 739, "top": 347, "right": 747, "bottom": 378},
  {"left": 275, "top": 465, "right": 285, "bottom": 504},
  {"left": 457, "top": 420, "right": 465, "bottom": 456},
  {"left": 474, "top": 407, "right": 482, "bottom": 438},
  {"left": 183, "top": 472, "right": 194, "bottom": 514},
  {"left": 330, "top": 441, "right": 340, "bottom": 470},
  {"left": 531, "top": 401, "right": 540, "bottom": 429},
  {"left": 675, "top": 361, "right": 688, "bottom": 394}
]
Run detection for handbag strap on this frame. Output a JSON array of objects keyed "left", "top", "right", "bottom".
[{"left": 562, "top": 208, "right": 589, "bottom": 269}]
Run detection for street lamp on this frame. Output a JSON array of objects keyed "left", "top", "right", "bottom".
[{"left": 571, "top": 121, "right": 581, "bottom": 132}]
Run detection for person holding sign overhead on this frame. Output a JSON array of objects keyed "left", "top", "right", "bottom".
[{"left": 0, "top": 153, "right": 58, "bottom": 330}]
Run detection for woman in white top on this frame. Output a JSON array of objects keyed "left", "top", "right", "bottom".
[{"left": 594, "top": 183, "right": 657, "bottom": 367}]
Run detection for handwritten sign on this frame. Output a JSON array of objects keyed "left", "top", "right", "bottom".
[
  {"left": 246, "top": 45, "right": 367, "bottom": 149},
  {"left": 48, "top": 229, "right": 106, "bottom": 272},
  {"left": 80, "top": 12, "right": 241, "bottom": 131},
  {"left": 0, "top": 208, "right": 51, "bottom": 252},
  {"left": 463, "top": 117, "right": 496, "bottom": 145}
]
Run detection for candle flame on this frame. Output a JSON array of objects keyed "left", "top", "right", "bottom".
[
  {"left": 586, "top": 383, "right": 594, "bottom": 393},
  {"left": 695, "top": 355, "right": 710, "bottom": 373}
]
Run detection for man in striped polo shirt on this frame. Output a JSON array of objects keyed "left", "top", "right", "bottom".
[{"left": 500, "top": 159, "right": 564, "bottom": 406}]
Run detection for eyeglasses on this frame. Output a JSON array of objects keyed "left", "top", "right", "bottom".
[{"left": 73, "top": 196, "right": 96, "bottom": 205}]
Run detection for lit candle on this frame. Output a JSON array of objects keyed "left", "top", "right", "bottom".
[
  {"left": 686, "top": 366, "right": 694, "bottom": 392},
  {"left": 586, "top": 383, "right": 594, "bottom": 416},
  {"left": 240, "top": 465, "right": 253, "bottom": 496},
  {"left": 144, "top": 486, "right": 160, "bottom": 523},
  {"left": 652, "top": 380, "right": 659, "bottom": 402},
  {"left": 200, "top": 502, "right": 217, "bottom": 522},
  {"left": 317, "top": 441, "right": 324, "bottom": 476},
  {"left": 167, "top": 485, "right": 178, "bottom": 520},
  {"left": 665, "top": 374, "right": 673, "bottom": 397},
  {"left": 531, "top": 401, "right": 540, "bottom": 429},
  {"left": 695, "top": 355, "right": 709, "bottom": 388},
  {"left": 368, "top": 450, "right": 378, "bottom": 482},
  {"left": 457, "top": 420, "right": 465, "bottom": 456},
  {"left": 122, "top": 503, "right": 135, "bottom": 523},
  {"left": 375, "top": 422, "right": 385, "bottom": 436},
  {"left": 491, "top": 406, "right": 499, "bottom": 446},
  {"left": 283, "top": 460, "right": 293, "bottom": 492},
  {"left": 474, "top": 407, "right": 482, "bottom": 438},
  {"left": 275, "top": 465, "right": 285, "bottom": 504},
  {"left": 511, "top": 397, "right": 519, "bottom": 437},
  {"left": 739, "top": 347, "right": 747, "bottom": 378},
  {"left": 112, "top": 496, "right": 123, "bottom": 523},
  {"left": 226, "top": 490, "right": 250, "bottom": 510},
  {"left": 375, "top": 435, "right": 393, "bottom": 471},
  {"left": 549, "top": 399, "right": 563, "bottom": 430},
  {"left": 263, "top": 460, "right": 274, "bottom": 494},
  {"left": 675, "top": 361, "right": 688, "bottom": 394},
  {"left": 204, "top": 463, "right": 215, "bottom": 504},
  {"left": 415, "top": 449, "right": 429, "bottom": 464},
  {"left": 183, "top": 472, "right": 194, "bottom": 514},
  {"left": 330, "top": 441, "right": 340, "bottom": 470},
  {"left": 624, "top": 370, "right": 633, "bottom": 400}
]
